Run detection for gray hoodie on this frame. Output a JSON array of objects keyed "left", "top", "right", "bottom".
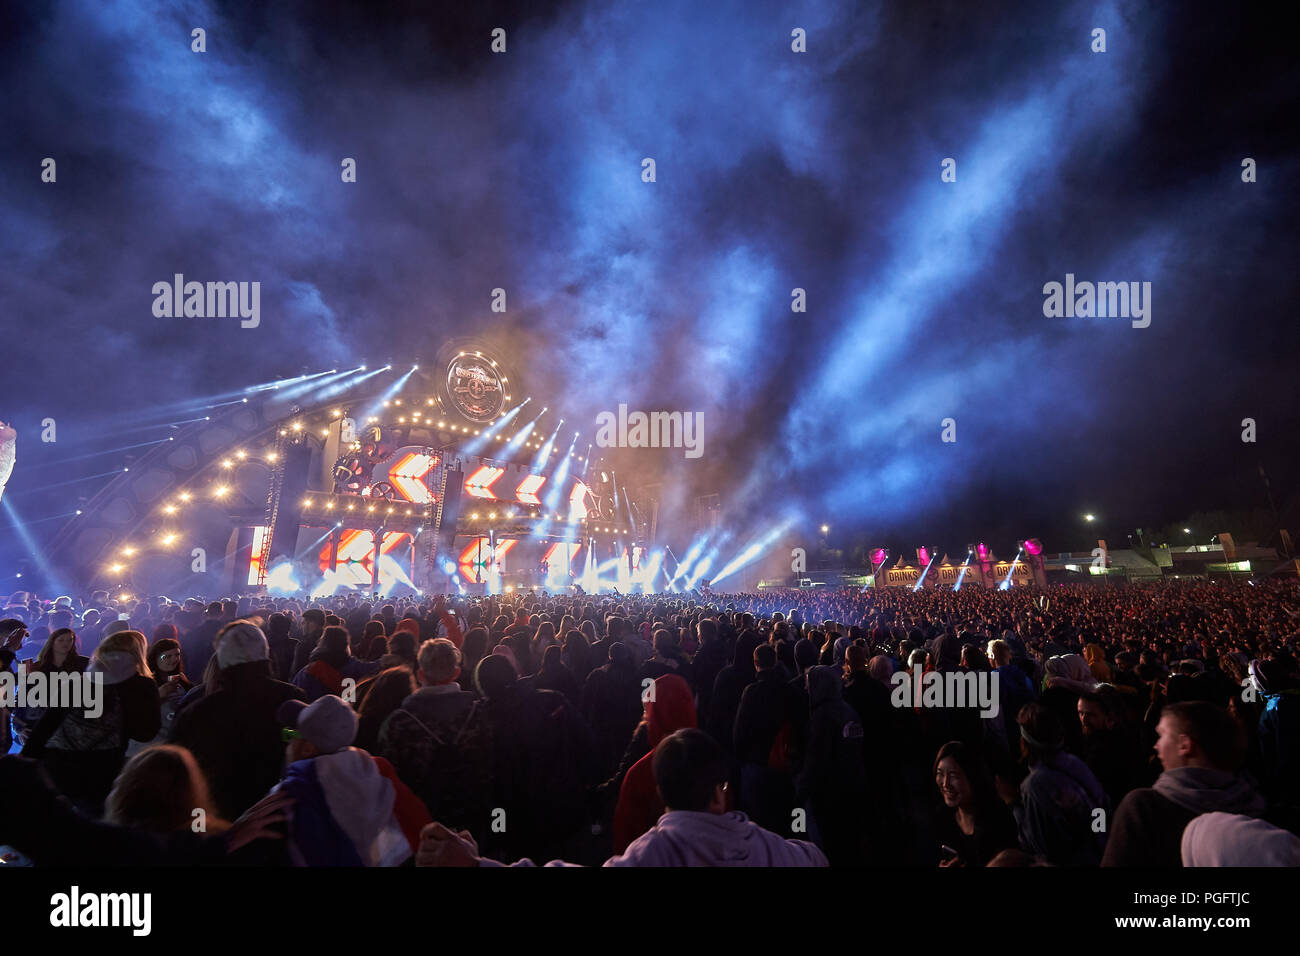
[
  {"left": 485, "top": 810, "right": 828, "bottom": 867},
  {"left": 1152, "top": 766, "right": 1266, "bottom": 817}
]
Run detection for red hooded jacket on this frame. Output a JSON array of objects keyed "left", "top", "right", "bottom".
[{"left": 612, "top": 674, "right": 697, "bottom": 853}]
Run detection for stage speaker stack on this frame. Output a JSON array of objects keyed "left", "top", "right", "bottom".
[
  {"left": 434, "top": 468, "right": 465, "bottom": 569},
  {"left": 267, "top": 443, "right": 315, "bottom": 566}
]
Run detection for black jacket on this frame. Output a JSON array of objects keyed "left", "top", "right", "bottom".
[
  {"left": 733, "top": 669, "right": 794, "bottom": 766},
  {"left": 172, "top": 661, "right": 305, "bottom": 821}
]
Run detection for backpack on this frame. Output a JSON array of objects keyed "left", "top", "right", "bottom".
[{"left": 383, "top": 701, "right": 493, "bottom": 832}]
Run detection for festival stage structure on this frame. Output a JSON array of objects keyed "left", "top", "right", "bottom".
[{"left": 45, "top": 341, "right": 653, "bottom": 597}]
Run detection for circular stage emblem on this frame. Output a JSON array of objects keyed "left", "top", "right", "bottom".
[{"left": 445, "top": 353, "right": 506, "bottom": 422}]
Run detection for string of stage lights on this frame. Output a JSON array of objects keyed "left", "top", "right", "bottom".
[{"left": 49, "top": 363, "right": 624, "bottom": 591}]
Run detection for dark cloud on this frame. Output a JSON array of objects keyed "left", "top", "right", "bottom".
[{"left": 2, "top": 0, "right": 1297, "bottom": 574}]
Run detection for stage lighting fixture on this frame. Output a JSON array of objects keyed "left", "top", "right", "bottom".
[
  {"left": 221, "top": 459, "right": 233, "bottom": 469},
  {"left": 164, "top": 505, "right": 176, "bottom": 514},
  {"left": 267, "top": 452, "right": 278, "bottom": 462},
  {"left": 1023, "top": 538, "right": 1043, "bottom": 556},
  {"left": 236, "top": 450, "right": 247, "bottom": 459},
  {"left": 214, "top": 486, "right": 229, "bottom": 498},
  {"left": 161, "top": 534, "right": 177, "bottom": 546},
  {"left": 1084, "top": 513, "right": 1095, "bottom": 522},
  {"left": 109, "top": 563, "right": 123, "bottom": 573},
  {"left": 180, "top": 492, "right": 191, "bottom": 502},
  {"left": 123, "top": 547, "right": 136, "bottom": 557}
]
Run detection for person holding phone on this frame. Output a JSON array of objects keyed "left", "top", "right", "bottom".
[{"left": 932, "top": 741, "right": 1017, "bottom": 867}]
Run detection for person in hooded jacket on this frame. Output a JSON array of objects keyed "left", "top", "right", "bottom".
[
  {"left": 1103, "top": 701, "right": 1265, "bottom": 867},
  {"left": 796, "top": 665, "right": 868, "bottom": 865},
  {"left": 611, "top": 673, "right": 698, "bottom": 854}
]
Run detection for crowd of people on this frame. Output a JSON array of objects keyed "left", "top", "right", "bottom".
[{"left": 2, "top": 577, "right": 1299, "bottom": 867}]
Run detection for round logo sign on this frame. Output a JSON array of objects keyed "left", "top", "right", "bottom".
[{"left": 445, "top": 354, "right": 506, "bottom": 422}]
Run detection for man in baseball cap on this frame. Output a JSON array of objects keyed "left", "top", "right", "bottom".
[{"left": 276, "top": 694, "right": 358, "bottom": 758}]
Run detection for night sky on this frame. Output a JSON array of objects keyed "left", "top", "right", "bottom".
[{"left": 2, "top": 0, "right": 1297, "bottom": 578}]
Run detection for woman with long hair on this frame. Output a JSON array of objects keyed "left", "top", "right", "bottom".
[
  {"left": 361, "top": 620, "right": 387, "bottom": 660},
  {"left": 106, "top": 744, "right": 229, "bottom": 835},
  {"left": 532, "top": 643, "right": 581, "bottom": 705},
  {"left": 32, "top": 628, "right": 89, "bottom": 674},
  {"left": 22, "top": 630, "right": 161, "bottom": 817},
  {"left": 146, "top": 637, "right": 194, "bottom": 745},
  {"left": 12, "top": 628, "right": 90, "bottom": 748},
  {"left": 531, "top": 621, "right": 558, "bottom": 666},
  {"left": 932, "top": 740, "right": 1017, "bottom": 867},
  {"left": 560, "top": 628, "right": 593, "bottom": 685},
  {"left": 354, "top": 666, "right": 417, "bottom": 753}
]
